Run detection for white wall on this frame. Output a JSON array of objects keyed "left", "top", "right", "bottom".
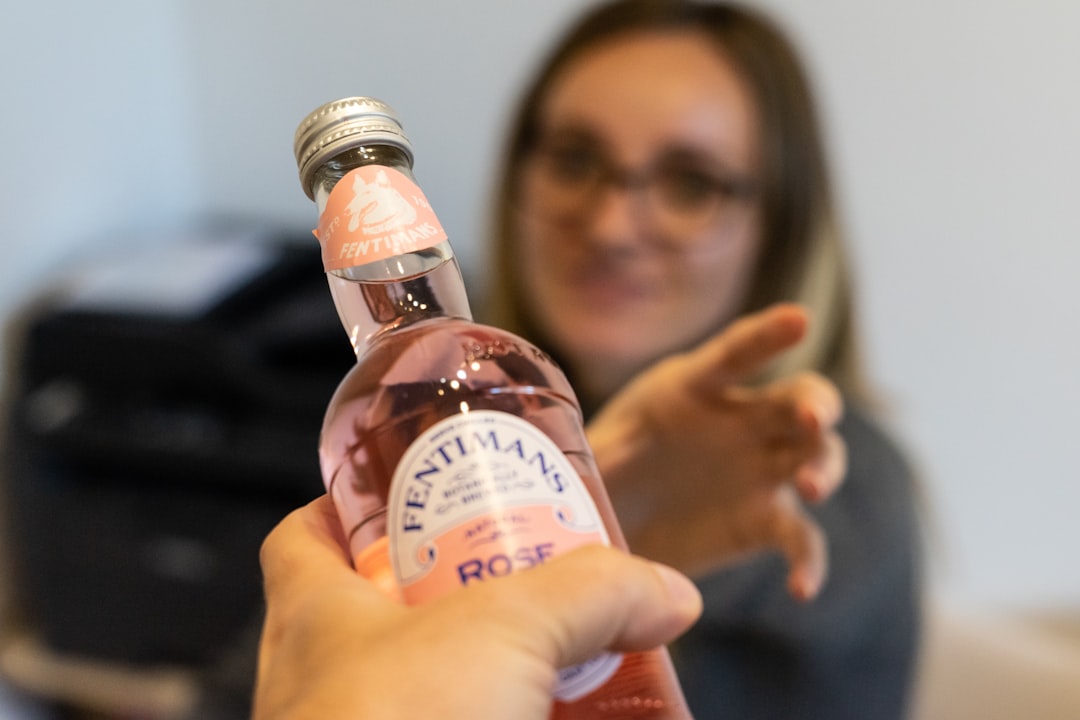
[
  {"left": 0, "top": 1, "right": 201, "bottom": 312},
  {"left": 2, "top": 0, "right": 1078, "bottom": 611},
  {"left": 756, "top": 0, "right": 1080, "bottom": 608}
]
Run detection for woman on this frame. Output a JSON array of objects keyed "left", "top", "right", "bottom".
[{"left": 482, "top": 0, "right": 922, "bottom": 717}]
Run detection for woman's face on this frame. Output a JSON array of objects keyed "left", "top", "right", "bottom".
[{"left": 514, "top": 30, "right": 764, "bottom": 399}]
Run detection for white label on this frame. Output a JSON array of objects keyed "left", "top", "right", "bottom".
[{"left": 387, "top": 409, "right": 621, "bottom": 699}]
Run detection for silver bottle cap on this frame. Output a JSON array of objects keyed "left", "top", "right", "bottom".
[{"left": 293, "top": 96, "right": 414, "bottom": 200}]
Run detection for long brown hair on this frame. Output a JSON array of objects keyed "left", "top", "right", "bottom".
[{"left": 484, "top": 0, "right": 869, "bottom": 403}]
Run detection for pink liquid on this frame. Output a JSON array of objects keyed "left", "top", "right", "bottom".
[{"left": 320, "top": 259, "right": 692, "bottom": 718}]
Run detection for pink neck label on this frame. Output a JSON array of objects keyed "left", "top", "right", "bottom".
[{"left": 316, "top": 166, "right": 448, "bottom": 270}]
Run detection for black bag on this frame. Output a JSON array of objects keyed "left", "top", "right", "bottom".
[{"left": 1, "top": 229, "right": 353, "bottom": 667}]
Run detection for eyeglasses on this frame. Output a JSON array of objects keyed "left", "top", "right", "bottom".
[{"left": 523, "top": 139, "right": 759, "bottom": 244}]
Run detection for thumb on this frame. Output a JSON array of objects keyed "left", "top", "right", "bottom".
[{"left": 454, "top": 544, "right": 703, "bottom": 669}]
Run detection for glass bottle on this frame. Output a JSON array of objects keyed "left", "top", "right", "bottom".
[{"left": 293, "top": 96, "right": 692, "bottom": 719}]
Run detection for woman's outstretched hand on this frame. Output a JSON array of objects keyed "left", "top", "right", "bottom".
[
  {"left": 587, "top": 303, "right": 846, "bottom": 601},
  {"left": 254, "top": 496, "right": 702, "bottom": 720}
]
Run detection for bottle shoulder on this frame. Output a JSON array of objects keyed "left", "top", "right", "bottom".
[
  {"left": 359, "top": 318, "right": 569, "bottom": 386},
  {"left": 322, "top": 317, "right": 589, "bottom": 469}
]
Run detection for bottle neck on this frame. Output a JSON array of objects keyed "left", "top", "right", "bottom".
[{"left": 310, "top": 146, "right": 473, "bottom": 356}]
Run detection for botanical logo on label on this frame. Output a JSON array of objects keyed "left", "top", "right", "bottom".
[{"left": 316, "top": 166, "right": 447, "bottom": 270}]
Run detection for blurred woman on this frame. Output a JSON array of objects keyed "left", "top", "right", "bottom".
[{"left": 482, "top": 0, "right": 922, "bottom": 717}]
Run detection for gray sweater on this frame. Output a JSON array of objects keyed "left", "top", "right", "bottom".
[{"left": 671, "top": 406, "right": 923, "bottom": 720}]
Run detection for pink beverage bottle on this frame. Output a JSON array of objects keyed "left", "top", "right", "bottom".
[{"left": 293, "top": 97, "right": 692, "bottom": 719}]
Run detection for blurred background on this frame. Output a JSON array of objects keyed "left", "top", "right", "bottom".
[{"left": 1, "top": 1, "right": 1079, "bottom": 718}]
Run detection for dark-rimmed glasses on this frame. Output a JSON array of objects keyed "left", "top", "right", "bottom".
[{"left": 523, "top": 139, "right": 759, "bottom": 245}]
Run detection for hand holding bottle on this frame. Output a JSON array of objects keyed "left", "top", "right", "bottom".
[
  {"left": 587, "top": 303, "right": 846, "bottom": 600},
  {"left": 254, "top": 496, "right": 703, "bottom": 720}
]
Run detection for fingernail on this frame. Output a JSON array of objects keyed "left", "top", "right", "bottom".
[
  {"left": 796, "top": 468, "right": 824, "bottom": 503},
  {"left": 806, "top": 402, "right": 827, "bottom": 432},
  {"left": 652, "top": 563, "right": 703, "bottom": 616},
  {"left": 788, "top": 570, "right": 820, "bottom": 602}
]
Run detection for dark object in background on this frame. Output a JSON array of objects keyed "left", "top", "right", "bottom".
[{"left": 1, "top": 229, "right": 354, "bottom": 672}]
